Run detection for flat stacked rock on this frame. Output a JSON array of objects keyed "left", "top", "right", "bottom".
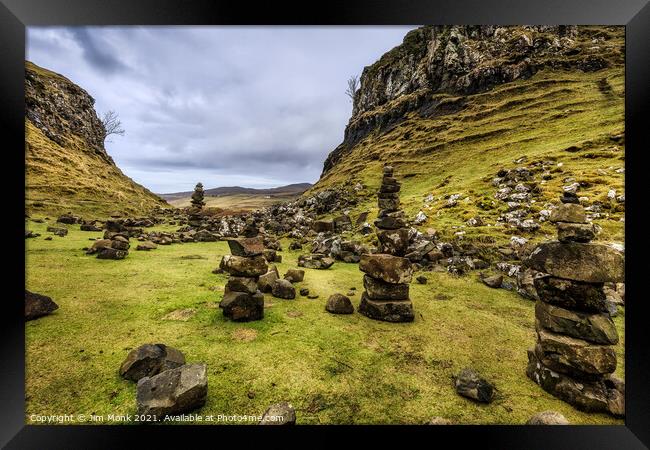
[
  {"left": 358, "top": 165, "right": 415, "bottom": 322},
  {"left": 374, "top": 165, "right": 409, "bottom": 256},
  {"left": 358, "top": 254, "right": 414, "bottom": 322},
  {"left": 219, "top": 232, "right": 267, "bottom": 322},
  {"left": 524, "top": 201, "right": 624, "bottom": 417}
]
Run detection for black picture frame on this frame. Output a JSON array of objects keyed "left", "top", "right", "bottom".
[{"left": 3, "top": 0, "right": 649, "bottom": 448}]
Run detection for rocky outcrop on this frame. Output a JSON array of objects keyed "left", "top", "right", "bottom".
[{"left": 322, "top": 26, "right": 621, "bottom": 176}]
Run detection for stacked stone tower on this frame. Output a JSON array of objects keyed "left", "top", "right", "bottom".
[
  {"left": 524, "top": 200, "right": 625, "bottom": 417},
  {"left": 219, "top": 224, "right": 267, "bottom": 322},
  {"left": 358, "top": 164, "right": 415, "bottom": 322},
  {"left": 374, "top": 165, "right": 409, "bottom": 256}
]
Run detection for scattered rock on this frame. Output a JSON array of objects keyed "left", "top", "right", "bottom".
[
  {"left": 259, "top": 402, "right": 296, "bottom": 425},
  {"left": 271, "top": 279, "right": 296, "bottom": 299},
  {"left": 25, "top": 290, "right": 58, "bottom": 320},
  {"left": 481, "top": 274, "right": 503, "bottom": 288},
  {"left": 526, "top": 411, "right": 569, "bottom": 425},
  {"left": 136, "top": 241, "right": 158, "bottom": 251},
  {"left": 283, "top": 269, "right": 305, "bottom": 283},
  {"left": 119, "top": 344, "right": 186, "bottom": 381},
  {"left": 325, "top": 294, "right": 354, "bottom": 314},
  {"left": 136, "top": 363, "right": 208, "bottom": 417},
  {"left": 416, "top": 275, "right": 428, "bottom": 284},
  {"left": 454, "top": 368, "right": 495, "bottom": 403}
]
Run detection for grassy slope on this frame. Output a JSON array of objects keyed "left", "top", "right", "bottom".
[
  {"left": 25, "top": 220, "right": 623, "bottom": 425},
  {"left": 312, "top": 65, "right": 625, "bottom": 249},
  {"left": 25, "top": 62, "right": 168, "bottom": 219}
]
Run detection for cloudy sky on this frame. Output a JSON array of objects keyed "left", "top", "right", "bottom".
[{"left": 26, "top": 26, "right": 416, "bottom": 193}]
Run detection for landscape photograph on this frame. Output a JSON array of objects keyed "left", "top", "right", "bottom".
[{"left": 24, "top": 25, "right": 625, "bottom": 425}]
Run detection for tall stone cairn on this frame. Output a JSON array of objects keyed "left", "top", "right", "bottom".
[
  {"left": 523, "top": 199, "right": 625, "bottom": 417},
  {"left": 218, "top": 223, "right": 267, "bottom": 322},
  {"left": 358, "top": 165, "right": 415, "bottom": 322}
]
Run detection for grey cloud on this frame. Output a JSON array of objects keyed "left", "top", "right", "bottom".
[{"left": 26, "top": 26, "right": 415, "bottom": 192}]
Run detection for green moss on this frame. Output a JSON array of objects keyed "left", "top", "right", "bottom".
[{"left": 25, "top": 221, "right": 623, "bottom": 425}]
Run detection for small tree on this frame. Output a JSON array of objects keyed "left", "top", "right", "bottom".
[
  {"left": 345, "top": 75, "right": 359, "bottom": 102},
  {"left": 101, "top": 110, "right": 125, "bottom": 143},
  {"left": 191, "top": 182, "right": 206, "bottom": 210}
]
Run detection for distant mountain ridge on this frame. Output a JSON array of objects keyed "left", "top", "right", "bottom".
[{"left": 160, "top": 182, "right": 312, "bottom": 200}]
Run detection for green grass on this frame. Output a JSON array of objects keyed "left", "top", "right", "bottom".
[
  {"left": 25, "top": 219, "right": 624, "bottom": 425},
  {"left": 311, "top": 62, "right": 625, "bottom": 253},
  {"left": 166, "top": 193, "right": 303, "bottom": 213}
]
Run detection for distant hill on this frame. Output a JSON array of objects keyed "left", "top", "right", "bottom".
[
  {"left": 25, "top": 61, "right": 169, "bottom": 218},
  {"left": 160, "top": 183, "right": 312, "bottom": 201}
]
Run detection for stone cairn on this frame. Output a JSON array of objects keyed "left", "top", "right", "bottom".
[
  {"left": 358, "top": 165, "right": 415, "bottom": 322},
  {"left": 524, "top": 199, "right": 625, "bottom": 417},
  {"left": 219, "top": 219, "right": 267, "bottom": 322}
]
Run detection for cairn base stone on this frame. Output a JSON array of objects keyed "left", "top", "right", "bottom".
[
  {"left": 358, "top": 292, "right": 414, "bottom": 323},
  {"left": 526, "top": 350, "right": 622, "bottom": 416},
  {"left": 220, "top": 290, "right": 264, "bottom": 321}
]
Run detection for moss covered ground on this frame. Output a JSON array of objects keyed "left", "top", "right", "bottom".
[{"left": 25, "top": 220, "right": 624, "bottom": 425}]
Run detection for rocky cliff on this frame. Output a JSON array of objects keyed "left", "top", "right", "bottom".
[
  {"left": 322, "top": 25, "right": 624, "bottom": 176},
  {"left": 25, "top": 61, "right": 168, "bottom": 218}
]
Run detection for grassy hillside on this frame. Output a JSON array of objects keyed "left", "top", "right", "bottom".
[
  {"left": 25, "top": 61, "right": 169, "bottom": 219},
  {"left": 25, "top": 220, "right": 624, "bottom": 425},
  {"left": 311, "top": 64, "right": 624, "bottom": 250},
  {"left": 166, "top": 192, "right": 306, "bottom": 212}
]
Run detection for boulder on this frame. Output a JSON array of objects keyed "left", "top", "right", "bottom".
[
  {"left": 119, "top": 343, "right": 186, "bottom": 381},
  {"left": 271, "top": 279, "right": 296, "bottom": 299},
  {"left": 225, "top": 276, "right": 259, "bottom": 295},
  {"left": 481, "top": 274, "right": 503, "bottom": 288},
  {"left": 359, "top": 254, "right": 412, "bottom": 284},
  {"left": 312, "top": 220, "right": 334, "bottom": 233},
  {"left": 111, "top": 236, "right": 130, "bottom": 250},
  {"left": 259, "top": 402, "right": 296, "bottom": 425},
  {"left": 454, "top": 368, "right": 495, "bottom": 403},
  {"left": 524, "top": 241, "right": 624, "bottom": 283},
  {"left": 136, "top": 363, "right": 208, "bottom": 417},
  {"left": 363, "top": 275, "right": 409, "bottom": 301},
  {"left": 358, "top": 292, "right": 414, "bottom": 323},
  {"left": 228, "top": 237, "right": 266, "bottom": 254},
  {"left": 526, "top": 411, "right": 569, "bottom": 425},
  {"left": 220, "top": 255, "right": 268, "bottom": 277},
  {"left": 556, "top": 222, "right": 596, "bottom": 243},
  {"left": 376, "top": 228, "right": 410, "bottom": 256},
  {"left": 25, "top": 290, "right": 58, "bottom": 320},
  {"left": 194, "top": 230, "right": 218, "bottom": 242},
  {"left": 534, "top": 277, "right": 609, "bottom": 313},
  {"left": 535, "top": 301, "right": 618, "bottom": 345},
  {"left": 283, "top": 269, "right": 305, "bottom": 283},
  {"left": 416, "top": 276, "right": 427, "bottom": 284},
  {"left": 136, "top": 241, "right": 158, "bottom": 251},
  {"left": 297, "top": 254, "right": 335, "bottom": 269},
  {"left": 220, "top": 290, "right": 264, "bottom": 321},
  {"left": 534, "top": 327, "right": 617, "bottom": 378},
  {"left": 299, "top": 288, "right": 309, "bottom": 296},
  {"left": 47, "top": 226, "right": 68, "bottom": 237},
  {"left": 325, "top": 294, "right": 354, "bottom": 314},
  {"left": 57, "top": 214, "right": 79, "bottom": 224},
  {"left": 80, "top": 224, "right": 102, "bottom": 232},
  {"left": 549, "top": 203, "right": 587, "bottom": 223},
  {"left": 97, "top": 247, "right": 128, "bottom": 260},
  {"left": 86, "top": 239, "right": 113, "bottom": 254},
  {"left": 258, "top": 269, "right": 279, "bottom": 293}
]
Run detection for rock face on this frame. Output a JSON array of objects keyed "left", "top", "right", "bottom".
[
  {"left": 25, "top": 290, "right": 59, "bottom": 320},
  {"left": 321, "top": 26, "right": 615, "bottom": 176},
  {"left": 136, "top": 363, "right": 208, "bottom": 417},
  {"left": 25, "top": 61, "right": 167, "bottom": 217},
  {"left": 219, "top": 231, "right": 267, "bottom": 322},
  {"left": 524, "top": 200, "right": 624, "bottom": 417},
  {"left": 119, "top": 344, "right": 186, "bottom": 382}
]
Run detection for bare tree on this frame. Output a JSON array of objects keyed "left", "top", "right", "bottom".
[
  {"left": 345, "top": 75, "right": 359, "bottom": 102},
  {"left": 101, "top": 110, "right": 125, "bottom": 142}
]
